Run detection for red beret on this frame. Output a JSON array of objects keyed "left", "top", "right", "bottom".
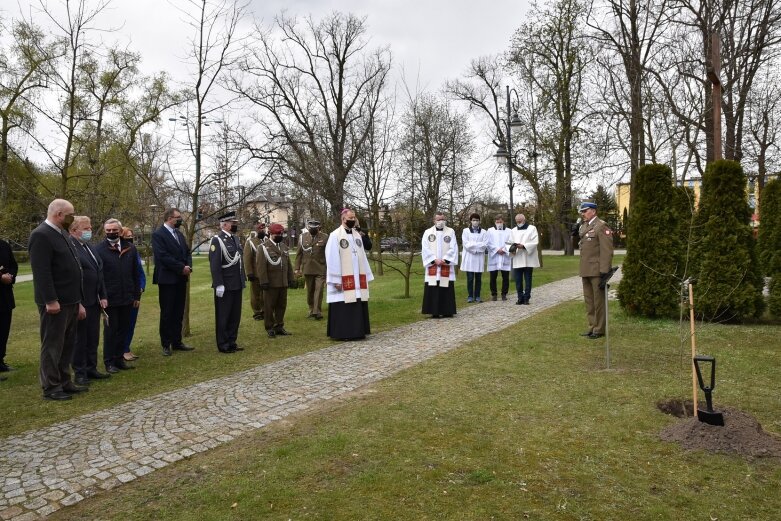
[{"left": 269, "top": 223, "right": 284, "bottom": 234}]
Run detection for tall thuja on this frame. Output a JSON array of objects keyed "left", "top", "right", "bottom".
[
  {"left": 757, "top": 178, "right": 781, "bottom": 316},
  {"left": 694, "top": 160, "right": 764, "bottom": 321},
  {"left": 618, "top": 164, "right": 685, "bottom": 317}
]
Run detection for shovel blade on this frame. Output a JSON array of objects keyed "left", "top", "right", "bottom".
[{"left": 697, "top": 409, "right": 724, "bottom": 426}]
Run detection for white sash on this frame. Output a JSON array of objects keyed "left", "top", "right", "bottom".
[{"left": 337, "top": 226, "right": 369, "bottom": 303}]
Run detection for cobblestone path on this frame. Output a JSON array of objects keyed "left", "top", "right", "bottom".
[{"left": 0, "top": 273, "right": 619, "bottom": 520}]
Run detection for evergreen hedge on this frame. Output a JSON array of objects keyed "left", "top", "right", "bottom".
[
  {"left": 618, "top": 164, "right": 687, "bottom": 317},
  {"left": 693, "top": 160, "right": 764, "bottom": 321},
  {"left": 757, "top": 178, "right": 781, "bottom": 317}
]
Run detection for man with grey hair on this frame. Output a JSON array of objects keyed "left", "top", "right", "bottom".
[
  {"left": 95, "top": 218, "right": 141, "bottom": 372},
  {"left": 29, "top": 199, "right": 87, "bottom": 400}
]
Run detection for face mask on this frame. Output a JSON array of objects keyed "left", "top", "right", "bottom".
[
  {"left": 471, "top": 220, "right": 480, "bottom": 227},
  {"left": 308, "top": 227, "right": 320, "bottom": 235},
  {"left": 345, "top": 219, "right": 356, "bottom": 229},
  {"left": 495, "top": 223, "right": 503, "bottom": 230},
  {"left": 272, "top": 235, "right": 284, "bottom": 243},
  {"left": 174, "top": 218, "right": 183, "bottom": 228},
  {"left": 516, "top": 222, "right": 523, "bottom": 227},
  {"left": 62, "top": 214, "right": 75, "bottom": 229},
  {"left": 257, "top": 231, "right": 267, "bottom": 239},
  {"left": 230, "top": 224, "right": 238, "bottom": 233},
  {"left": 81, "top": 230, "right": 92, "bottom": 242},
  {"left": 106, "top": 232, "right": 120, "bottom": 241},
  {"left": 435, "top": 220, "right": 445, "bottom": 229}
]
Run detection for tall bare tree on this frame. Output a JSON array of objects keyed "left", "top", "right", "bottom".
[{"left": 233, "top": 12, "right": 392, "bottom": 224}]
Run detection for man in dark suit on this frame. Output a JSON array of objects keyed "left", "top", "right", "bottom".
[
  {"left": 95, "top": 218, "right": 141, "bottom": 373},
  {"left": 0, "top": 237, "right": 18, "bottom": 379},
  {"left": 69, "top": 216, "right": 110, "bottom": 385},
  {"left": 209, "top": 212, "right": 245, "bottom": 353},
  {"left": 28, "top": 199, "right": 87, "bottom": 401},
  {"left": 152, "top": 207, "right": 194, "bottom": 356}
]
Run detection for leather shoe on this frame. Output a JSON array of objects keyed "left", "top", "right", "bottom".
[
  {"left": 87, "top": 370, "right": 110, "bottom": 379},
  {"left": 44, "top": 391, "right": 72, "bottom": 401},
  {"left": 63, "top": 384, "right": 88, "bottom": 394},
  {"left": 587, "top": 333, "right": 605, "bottom": 339},
  {"left": 218, "top": 348, "right": 236, "bottom": 354},
  {"left": 314, "top": 314, "right": 323, "bottom": 320},
  {"left": 580, "top": 331, "right": 593, "bottom": 337},
  {"left": 275, "top": 328, "right": 292, "bottom": 336},
  {"left": 501, "top": 295, "right": 507, "bottom": 301},
  {"left": 231, "top": 345, "right": 244, "bottom": 351},
  {"left": 267, "top": 330, "right": 276, "bottom": 338},
  {"left": 516, "top": 299, "right": 523, "bottom": 305},
  {"left": 491, "top": 295, "right": 497, "bottom": 301},
  {"left": 0, "top": 363, "right": 14, "bottom": 372},
  {"left": 172, "top": 344, "right": 194, "bottom": 351},
  {"left": 75, "top": 376, "right": 90, "bottom": 386},
  {"left": 106, "top": 365, "right": 120, "bottom": 374},
  {"left": 115, "top": 361, "right": 135, "bottom": 370},
  {"left": 162, "top": 346, "right": 172, "bottom": 357}
]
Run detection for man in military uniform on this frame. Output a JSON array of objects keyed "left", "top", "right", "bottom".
[
  {"left": 577, "top": 202, "right": 614, "bottom": 339},
  {"left": 209, "top": 212, "right": 245, "bottom": 353},
  {"left": 243, "top": 220, "right": 267, "bottom": 321},
  {"left": 256, "top": 223, "right": 296, "bottom": 337},
  {"left": 294, "top": 219, "right": 327, "bottom": 319}
]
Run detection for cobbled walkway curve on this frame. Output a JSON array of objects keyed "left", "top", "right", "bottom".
[{"left": 0, "top": 271, "right": 621, "bottom": 520}]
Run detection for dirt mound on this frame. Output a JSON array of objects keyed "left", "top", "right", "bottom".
[{"left": 659, "top": 406, "right": 781, "bottom": 459}]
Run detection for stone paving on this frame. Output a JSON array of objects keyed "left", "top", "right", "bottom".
[{"left": 0, "top": 272, "right": 621, "bottom": 520}]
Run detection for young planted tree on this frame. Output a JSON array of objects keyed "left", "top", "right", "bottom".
[
  {"left": 757, "top": 178, "right": 781, "bottom": 316},
  {"left": 618, "top": 164, "right": 686, "bottom": 317},
  {"left": 694, "top": 160, "right": 764, "bottom": 321}
]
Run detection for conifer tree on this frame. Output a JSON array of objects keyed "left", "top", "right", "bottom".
[
  {"left": 757, "top": 178, "right": 781, "bottom": 317},
  {"left": 694, "top": 160, "right": 764, "bottom": 321}
]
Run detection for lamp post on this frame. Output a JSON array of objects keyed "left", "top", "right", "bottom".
[{"left": 494, "top": 86, "right": 524, "bottom": 222}]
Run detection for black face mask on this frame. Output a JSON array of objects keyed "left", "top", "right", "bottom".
[
  {"left": 230, "top": 224, "right": 238, "bottom": 233},
  {"left": 106, "top": 232, "right": 120, "bottom": 241},
  {"left": 174, "top": 218, "right": 183, "bottom": 228},
  {"left": 257, "top": 231, "right": 267, "bottom": 239},
  {"left": 345, "top": 219, "right": 356, "bottom": 229},
  {"left": 308, "top": 227, "right": 320, "bottom": 235},
  {"left": 272, "top": 235, "right": 284, "bottom": 243}
]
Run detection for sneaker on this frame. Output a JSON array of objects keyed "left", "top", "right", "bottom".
[{"left": 467, "top": 297, "right": 473, "bottom": 303}]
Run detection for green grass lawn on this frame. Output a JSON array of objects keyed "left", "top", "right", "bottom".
[
  {"left": 49, "top": 296, "right": 781, "bottom": 521},
  {"left": 1, "top": 254, "right": 596, "bottom": 437}
]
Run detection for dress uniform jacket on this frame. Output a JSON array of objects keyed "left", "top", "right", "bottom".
[
  {"left": 295, "top": 230, "right": 328, "bottom": 275},
  {"left": 578, "top": 217, "right": 613, "bottom": 277},
  {"left": 210, "top": 231, "right": 245, "bottom": 291},
  {"left": 256, "top": 239, "right": 295, "bottom": 333},
  {"left": 242, "top": 233, "right": 265, "bottom": 318}
]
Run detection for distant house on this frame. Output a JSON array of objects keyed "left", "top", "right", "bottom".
[{"left": 243, "top": 193, "right": 293, "bottom": 228}]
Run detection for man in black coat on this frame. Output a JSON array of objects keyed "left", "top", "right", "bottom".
[
  {"left": 0, "top": 237, "right": 18, "bottom": 378},
  {"left": 209, "top": 211, "right": 245, "bottom": 353},
  {"left": 94, "top": 218, "right": 141, "bottom": 373},
  {"left": 28, "top": 199, "right": 86, "bottom": 401},
  {"left": 68, "top": 216, "right": 110, "bottom": 384},
  {"left": 151, "top": 208, "right": 194, "bottom": 357}
]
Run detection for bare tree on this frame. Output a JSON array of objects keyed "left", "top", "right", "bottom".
[
  {"left": 233, "top": 12, "right": 392, "bottom": 224},
  {"left": 746, "top": 68, "right": 781, "bottom": 208}
]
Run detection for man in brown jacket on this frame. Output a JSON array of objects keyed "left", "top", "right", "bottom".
[
  {"left": 256, "top": 223, "right": 296, "bottom": 338},
  {"left": 294, "top": 219, "right": 328, "bottom": 320},
  {"left": 577, "top": 202, "right": 614, "bottom": 339},
  {"left": 243, "top": 221, "right": 266, "bottom": 321}
]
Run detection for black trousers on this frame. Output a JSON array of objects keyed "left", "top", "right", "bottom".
[
  {"left": 104, "top": 304, "right": 132, "bottom": 368},
  {"left": 489, "top": 270, "right": 510, "bottom": 297},
  {"left": 215, "top": 288, "right": 242, "bottom": 351},
  {"left": 38, "top": 303, "right": 79, "bottom": 395},
  {"left": 0, "top": 309, "right": 11, "bottom": 363},
  {"left": 73, "top": 304, "right": 100, "bottom": 377},
  {"left": 513, "top": 267, "right": 534, "bottom": 301},
  {"left": 263, "top": 287, "right": 288, "bottom": 332},
  {"left": 158, "top": 281, "right": 186, "bottom": 349}
]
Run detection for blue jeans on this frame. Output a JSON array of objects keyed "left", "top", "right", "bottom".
[
  {"left": 513, "top": 267, "right": 533, "bottom": 301},
  {"left": 466, "top": 271, "right": 483, "bottom": 299}
]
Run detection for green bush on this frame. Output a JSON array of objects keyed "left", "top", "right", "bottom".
[
  {"left": 757, "top": 178, "right": 781, "bottom": 317},
  {"left": 693, "top": 160, "right": 764, "bottom": 321},
  {"left": 618, "top": 164, "right": 688, "bottom": 317},
  {"left": 12, "top": 251, "right": 30, "bottom": 263}
]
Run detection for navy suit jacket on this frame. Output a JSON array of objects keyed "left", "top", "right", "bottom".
[
  {"left": 28, "top": 222, "right": 83, "bottom": 306},
  {"left": 152, "top": 225, "right": 192, "bottom": 285},
  {"left": 0, "top": 239, "right": 18, "bottom": 311},
  {"left": 69, "top": 237, "right": 106, "bottom": 308}
]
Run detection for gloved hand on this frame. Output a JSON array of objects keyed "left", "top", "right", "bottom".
[
  {"left": 598, "top": 273, "right": 610, "bottom": 290},
  {"left": 247, "top": 275, "right": 257, "bottom": 282},
  {"left": 216, "top": 285, "right": 225, "bottom": 298},
  {"left": 259, "top": 282, "right": 270, "bottom": 291},
  {"left": 289, "top": 279, "right": 298, "bottom": 289}
]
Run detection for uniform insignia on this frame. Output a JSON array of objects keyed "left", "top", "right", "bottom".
[
  {"left": 356, "top": 238, "right": 363, "bottom": 248},
  {"left": 428, "top": 234, "right": 436, "bottom": 242},
  {"left": 444, "top": 236, "right": 452, "bottom": 243},
  {"left": 339, "top": 239, "right": 349, "bottom": 249},
  {"left": 210, "top": 244, "right": 216, "bottom": 252},
  {"left": 605, "top": 229, "right": 612, "bottom": 235}
]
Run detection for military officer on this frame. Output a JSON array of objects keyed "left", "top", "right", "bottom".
[
  {"left": 243, "top": 220, "right": 267, "bottom": 321},
  {"left": 256, "top": 223, "right": 296, "bottom": 338},
  {"left": 209, "top": 211, "right": 245, "bottom": 353},
  {"left": 294, "top": 219, "right": 328, "bottom": 319},
  {"left": 577, "top": 202, "right": 614, "bottom": 339}
]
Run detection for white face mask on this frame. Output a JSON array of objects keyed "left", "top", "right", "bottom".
[
  {"left": 495, "top": 223, "right": 503, "bottom": 230},
  {"left": 471, "top": 220, "right": 480, "bottom": 227},
  {"left": 435, "top": 220, "right": 446, "bottom": 229}
]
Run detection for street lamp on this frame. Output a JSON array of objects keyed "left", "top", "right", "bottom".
[{"left": 494, "top": 86, "right": 524, "bottom": 222}]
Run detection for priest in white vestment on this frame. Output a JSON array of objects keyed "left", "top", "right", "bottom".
[
  {"left": 325, "top": 209, "right": 374, "bottom": 339},
  {"left": 421, "top": 211, "right": 458, "bottom": 317}
]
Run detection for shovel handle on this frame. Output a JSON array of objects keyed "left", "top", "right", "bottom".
[{"left": 689, "top": 283, "right": 697, "bottom": 415}]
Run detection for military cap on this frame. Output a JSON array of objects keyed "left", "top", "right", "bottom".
[
  {"left": 578, "top": 202, "right": 597, "bottom": 212},
  {"left": 269, "top": 223, "right": 284, "bottom": 234},
  {"left": 218, "top": 211, "right": 238, "bottom": 222}
]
